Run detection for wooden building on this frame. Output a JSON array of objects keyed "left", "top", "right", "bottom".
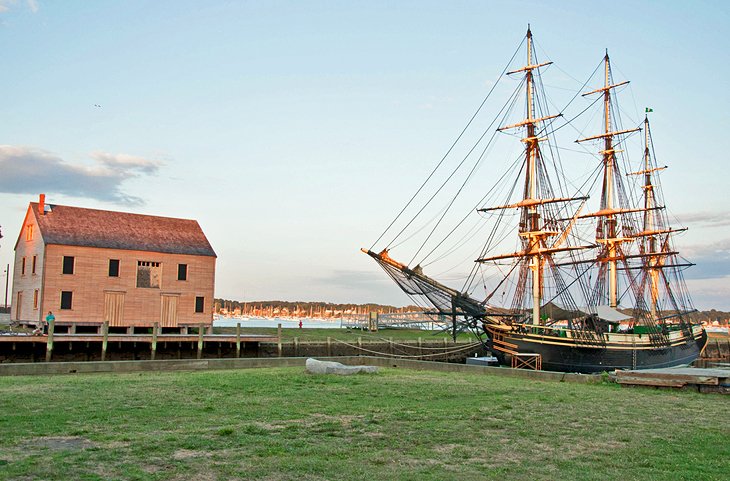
[{"left": 11, "top": 195, "right": 216, "bottom": 331}]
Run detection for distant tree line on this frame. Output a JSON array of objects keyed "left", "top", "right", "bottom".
[
  {"left": 214, "top": 298, "right": 421, "bottom": 314},
  {"left": 214, "top": 298, "right": 730, "bottom": 322}
]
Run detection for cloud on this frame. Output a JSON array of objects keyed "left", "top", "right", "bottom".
[
  {"left": 0, "top": 0, "right": 38, "bottom": 14},
  {"left": 684, "top": 276, "right": 730, "bottom": 311},
  {"left": 681, "top": 238, "right": 730, "bottom": 280},
  {"left": 318, "top": 269, "right": 392, "bottom": 288},
  {"left": 0, "top": 145, "right": 164, "bottom": 205},
  {"left": 90, "top": 151, "right": 163, "bottom": 174},
  {"left": 679, "top": 211, "right": 730, "bottom": 228}
]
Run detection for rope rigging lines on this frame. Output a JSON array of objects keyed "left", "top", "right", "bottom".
[{"left": 363, "top": 28, "right": 700, "bottom": 346}]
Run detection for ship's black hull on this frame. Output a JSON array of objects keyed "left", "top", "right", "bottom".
[{"left": 494, "top": 329, "right": 708, "bottom": 374}]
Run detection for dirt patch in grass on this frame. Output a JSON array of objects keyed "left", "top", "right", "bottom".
[
  {"left": 28, "top": 436, "right": 96, "bottom": 451},
  {"left": 310, "top": 413, "right": 364, "bottom": 427},
  {"left": 433, "top": 443, "right": 459, "bottom": 454},
  {"left": 169, "top": 471, "right": 217, "bottom": 481},
  {"left": 172, "top": 449, "right": 212, "bottom": 460}
]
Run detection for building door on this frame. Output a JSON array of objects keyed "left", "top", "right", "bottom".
[
  {"left": 104, "top": 291, "right": 125, "bottom": 326},
  {"left": 160, "top": 294, "right": 179, "bottom": 327},
  {"left": 16, "top": 291, "right": 22, "bottom": 321}
]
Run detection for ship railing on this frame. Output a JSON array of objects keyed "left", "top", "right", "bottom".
[{"left": 511, "top": 323, "right": 606, "bottom": 346}]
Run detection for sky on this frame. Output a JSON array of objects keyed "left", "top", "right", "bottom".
[{"left": 0, "top": 0, "right": 729, "bottom": 309}]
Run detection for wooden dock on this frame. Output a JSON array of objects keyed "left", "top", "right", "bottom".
[
  {"left": 615, "top": 367, "right": 730, "bottom": 394},
  {"left": 0, "top": 329, "right": 279, "bottom": 362}
]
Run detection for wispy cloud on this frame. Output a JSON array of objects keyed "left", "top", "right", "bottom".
[
  {"left": 318, "top": 269, "right": 391, "bottom": 288},
  {"left": 679, "top": 211, "right": 730, "bottom": 228},
  {"left": 682, "top": 238, "right": 730, "bottom": 280},
  {"left": 90, "top": 151, "right": 163, "bottom": 175},
  {"left": 0, "top": 0, "right": 38, "bottom": 14},
  {"left": 0, "top": 145, "right": 164, "bottom": 205}
]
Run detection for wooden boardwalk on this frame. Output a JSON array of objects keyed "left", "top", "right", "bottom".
[
  {"left": 0, "top": 331, "right": 279, "bottom": 362},
  {"left": 0, "top": 333, "right": 277, "bottom": 343},
  {"left": 615, "top": 367, "right": 730, "bottom": 393}
]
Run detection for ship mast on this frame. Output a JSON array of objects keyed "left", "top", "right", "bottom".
[
  {"left": 626, "top": 116, "right": 692, "bottom": 320},
  {"left": 577, "top": 53, "right": 639, "bottom": 308},
  {"left": 602, "top": 54, "right": 620, "bottom": 308},
  {"left": 642, "top": 116, "right": 660, "bottom": 319},
  {"left": 525, "top": 28, "right": 542, "bottom": 327},
  {"left": 476, "top": 27, "right": 589, "bottom": 326}
]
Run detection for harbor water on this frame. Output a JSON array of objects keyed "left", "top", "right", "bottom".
[{"left": 213, "top": 316, "right": 344, "bottom": 329}]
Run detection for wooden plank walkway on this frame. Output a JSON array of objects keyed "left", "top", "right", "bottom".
[
  {"left": 0, "top": 331, "right": 280, "bottom": 362},
  {"left": 615, "top": 367, "right": 730, "bottom": 393},
  {"left": 0, "top": 333, "right": 277, "bottom": 343}
]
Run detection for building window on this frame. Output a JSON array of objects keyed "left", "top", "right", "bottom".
[
  {"left": 26, "top": 224, "right": 33, "bottom": 241},
  {"left": 136, "top": 261, "right": 161, "bottom": 288},
  {"left": 109, "top": 259, "right": 120, "bottom": 277},
  {"left": 195, "top": 296, "right": 205, "bottom": 313},
  {"left": 60, "top": 291, "right": 73, "bottom": 310},
  {"left": 177, "top": 264, "right": 188, "bottom": 281},
  {"left": 33, "top": 289, "right": 39, "bottom": 309},
  {"left": 21, "top": 257, "right": 26, "bottom": 276},
  {"left": 32, "top": 255, "right": 37, "bottom": 275},
  {"left": 62, "top": 256, "right": 75, "bottom": 275}
]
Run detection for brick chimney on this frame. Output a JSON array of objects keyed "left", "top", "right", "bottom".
[{"left": 39, "top": 193, "right": 45, "bottom": 216}]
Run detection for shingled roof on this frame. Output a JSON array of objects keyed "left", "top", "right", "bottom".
[{"left": 29, "top": 202, "right": 216, "bottom": 257}]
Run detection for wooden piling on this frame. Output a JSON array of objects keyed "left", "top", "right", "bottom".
[
  {"left": 358, "top": 336, "right": 362, "bottom": 350},
  {"left": 197, "top": 324, "right": 204, "bottom": 360},
  {"left": 327, "top": 336, "right": 332, "bottom": 356},
  {"left": 294, "top": 337, "right": 299, "bottom": 357},
  {"left": 236, "top": 323, "right": 241, "bottom": 358},
  {"left": 45, "top": 320, "right": 54, "bottom": 362},
  {"left": 418, "top": 337, "right": 423, "bottom": 359},
  {"left": 277, "top": 323, "right": 282, "bottom": 357},
  {"left": 101, "top": 321, "right": 109, "bottom": 361},
  {"left": 151, "top": 322, "right": 158, "bottom": 360}
]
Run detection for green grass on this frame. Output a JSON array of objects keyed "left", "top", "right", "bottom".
[
  {"left": 217, "top": 326, "right": 477, "bottom": 342},
  {"left": 0, "top": 367, "right": 727, "bottom": 480}
]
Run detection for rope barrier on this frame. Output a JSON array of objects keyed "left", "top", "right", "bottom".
[{"left": 331, "top": 338, "right": 482, "bottom": 359}]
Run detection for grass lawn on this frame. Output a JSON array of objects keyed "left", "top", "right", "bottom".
[
  {"left": 0, "top": 367, "right": 727, "bottom": 480},
  {"left": 215, "top": 327, "right": 478, "bottom": 343}
]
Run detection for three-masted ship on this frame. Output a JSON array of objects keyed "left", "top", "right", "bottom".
[{"left": 363, "top": 27, "right": 707, "bottom": 373}]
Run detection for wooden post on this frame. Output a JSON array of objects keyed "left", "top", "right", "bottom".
[
  {"left": 277, "top": 323, "right": 282, "bottom": 357},
  {"left": 45, "top": 320, "right": 54, "bottom": 362},
  {"left": 151, "top": 322, "right": 158, "bottom": 360},
  {"left": 197, "top": 323, "right": 204, "bottom": 360},
  {"left": 390, "top": 337, "right": 394, "bottom": 356},
  {"left": 294, "top": 337, "right": 299, "bottom": 357},
  {"left": 101, "top": 321, "right": 109, "bottom": 361},
  {"left": 236, "top": 323, "right": 241, "bottom": 358},
  {"left": 418, "top": 337, "right": 423, "bottom": 359},
  {"left": 327, "top": 336, "right": 331, "bottom": 357},
  {"left": 357, "top": 336, "right": 362, "bottom": 351}
]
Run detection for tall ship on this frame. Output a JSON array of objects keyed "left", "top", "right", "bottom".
[{"left": 363, "top": 27, "right": 707, "bottom": 373}]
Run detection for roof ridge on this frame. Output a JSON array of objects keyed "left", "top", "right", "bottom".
[
  {"left": 29, "top": 202, "right": 200, "bottom": 223},
  {"left": 30, "top": 202, "right": 216, "bottom": 257}
]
